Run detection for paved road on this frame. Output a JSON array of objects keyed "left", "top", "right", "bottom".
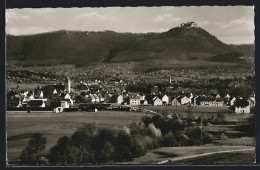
[{"left": 157, "top": 147, "right": 255, "bottom": 164}]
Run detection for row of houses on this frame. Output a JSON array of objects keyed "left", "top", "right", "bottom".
[{"left": 8, "top": 85, "right": 255, "bottom": 114}]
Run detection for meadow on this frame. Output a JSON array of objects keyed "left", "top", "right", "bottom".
[
  {"left": 121, "top": 145, "right": 255, "bottom": 164},
  {"left": 6, "top": 107, "right": 255, "bottom": 164},
  {"left": 7, "top": 111, "right": 148, "bottom": 163}
]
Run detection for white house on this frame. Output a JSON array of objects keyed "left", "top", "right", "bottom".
[
  {"left": 39, "top": 91, "right": 44, "bottom": 98},
  {"left": 162, "top": 95, "right": 169, "bottom": 104},
  {"left": 171, "top": 98, "right": 181, "bottom": 106},
  {"left": 235, "top": 106, "right": 250, "bottom": 114},
  {"left": 153, "top": 97, "right": 163, "bottom": 106},
  {"left": 64, "top": 93, "right": 71, "bottom": 99},
  {"left": 61, "top": 101, "right": 70, "bottom": 108},
  {"left": 129, "top": 93, "right": 141, "bottom": 105},
  {"left": 53, "top": 89, "right": 58, "bottom": 94}
]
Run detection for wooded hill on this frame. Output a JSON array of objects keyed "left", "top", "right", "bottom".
[{"left": 6, "top": 24, "right": 254, "bottom": 66}]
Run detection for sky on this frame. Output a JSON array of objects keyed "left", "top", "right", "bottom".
[{"left": 6, "top": 6, "right": 254, "bottom": 44}]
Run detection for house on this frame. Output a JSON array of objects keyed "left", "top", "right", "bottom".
[
  {"left": 128, "top": 93, "right": 141, "bottom": 105},
  {"left": 110, "top": 95, "right": 123, "bottom": 104},
  {"left": 171, "top": 98, "right": 181, "bottom": 106},
  {"left": 64, "top": 93, "right": 71, "bottom": 99},
  {"left": 97, "top": 93, "right": 104, "bottom": 102},
  {"left": 39, "top": 91, "right": 44, "bottom": 98},
  {"left": 235, "top": 106, "right": 250, "bottom": 114},
  {"left": 250, "top": 95, "right": 255, "bottom": 103},
  {"left": 230, "top": 97, "right": 236, "bottom": 106},
  {"left": 225, "top": 94, "right": 231, "bottom": 100},
  {"left": 153, "top": 97, "right": 163, "bottom": 106},
  {"left": 194, "top": 96, "right": 200, "bottom": 106},
  {"left": 140, "top": 100, "right": 148, "bottom": 105},
  {"left": 234, "top": 98, "right": 250, "bottom": 114},
  {"left": 181, "top": 96, "right": 190, "bottom": 105},
  {"left": 53, "top": 89, "right": 58, "bottom": 94},
  {"left": 247, "top": 99, "right": 255, "bottom": 107},
  {"left": 200, "top": 97, "right": 224, "bottom": 106},
  {"left": 216, "top": 94, "right": 221, "bottom": 98},
  {"left": 29, "top": 94, "right": 34, "bottom": 100},
  {"left": 93, "top": 94, "right": 100, "bottom": 103},
  {"left": 61, "top": 101, "right": 70, "bottom": 108},
  {"left": 140, "top": 93, "right": 146, "bottom": 101},
  {"left": 161, "top": 95, "right": 169, "bottom": 105}
]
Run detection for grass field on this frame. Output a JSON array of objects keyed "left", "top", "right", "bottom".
[
  {"left": 121, "top": 145, "right": 255, "bottom": 164},
  {"left": 166, "top": 150, "right": 255, "bottom": 164},
  {"left": 140, "top": 105, "right": 252, "bottom": 121},
  {"left": 7, "top": 111, "right": 148, "bottom": 164}
]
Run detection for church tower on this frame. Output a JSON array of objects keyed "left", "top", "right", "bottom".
[{"left": 67, "top": 76, "right": 71, "bottom": 93}]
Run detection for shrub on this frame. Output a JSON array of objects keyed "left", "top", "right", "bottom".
[
  {"left": 162, "top": 132, "right": 177, "bottom": 147},
  {"left": 185, "top": 127, "right": 202, "bottom": 145}
]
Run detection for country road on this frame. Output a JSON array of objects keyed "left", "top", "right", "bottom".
[{"left": 157, "top": 147, "right": 255, "bottom": 164}]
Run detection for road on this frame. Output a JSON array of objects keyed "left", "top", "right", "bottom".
[{"left": 157, "top": 147, "right": 255, "bottom": 164}]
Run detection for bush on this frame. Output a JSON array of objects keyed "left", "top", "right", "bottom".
[
  {"left": 162, "top": 132, "right": 177, "bottom": 147},
  {"left": 185, "top": 127, "right": 202, "bottom": 145},
  {"left": 202, "top": 133, "right": 213, "bottom": 144}
]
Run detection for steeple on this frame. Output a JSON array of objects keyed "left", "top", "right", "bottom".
[{"left": 67, "top": 76, "right": 71, "bottom": 93}]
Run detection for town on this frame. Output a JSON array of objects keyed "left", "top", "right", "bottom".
[{"left": 7, "top": 73, "right": 255, "bottom": 114}]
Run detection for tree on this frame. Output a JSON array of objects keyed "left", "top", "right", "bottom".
[
  {"left": 19, "top": 133, "right": 47, "bottom": 164},
  {"left": 47, "top": 136, "right": 77, "bottom": 164},
  {"left": 162, "top": 132, "right": 177, "bottom": 147}
]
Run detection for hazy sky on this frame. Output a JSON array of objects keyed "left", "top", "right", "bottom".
[{"left": 6, "top": 6, "right": 254, "bottom": 44}]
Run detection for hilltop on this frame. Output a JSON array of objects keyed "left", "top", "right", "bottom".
[{"left": 6, "top": 22, "right": 254, "bottom": 66}]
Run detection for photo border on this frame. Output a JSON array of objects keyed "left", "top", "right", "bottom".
[{"left": 1, "top": 0, "right": 259, "bottom": 169}]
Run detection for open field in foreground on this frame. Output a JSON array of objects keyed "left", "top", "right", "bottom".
[
  {"left": 166, "top": 150, "right": 255, "bottom": 164},
  {"left": 7, "top": 111, "right": 148, "bottom": 163},
  {"left": 121, "top": 145, "right": 255, "bottom": 164}
]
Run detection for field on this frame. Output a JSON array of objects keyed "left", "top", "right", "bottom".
[
  {"left": 140, "top": 105, "right": 251, "bottom": 121},
  {"left": 6, "top": 107, "right": 255, "bottom": 164},
  {"left": 166, "top": 150, "right": 255, "bottom": 164},
  {"left": 121, "top": 145, "right": 255, "bottom": 164},
  {"left": 7, "top": 111, "right": 148, "bottom": 164}
]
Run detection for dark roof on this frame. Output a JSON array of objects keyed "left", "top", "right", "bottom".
[
  {"left": 28, "top": 100, "right": 43, "bottom": 107},
  {"left": 128, "top": 93, "right": 141, "bottom": 99}
]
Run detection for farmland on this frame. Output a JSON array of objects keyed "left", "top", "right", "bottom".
[{"left": 7, "top": 111, "right": 148, "bottom": 164}]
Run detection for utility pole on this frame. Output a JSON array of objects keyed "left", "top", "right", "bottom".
[{"left": 201, "top": 117, "right": 203, "bottom": 145}]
